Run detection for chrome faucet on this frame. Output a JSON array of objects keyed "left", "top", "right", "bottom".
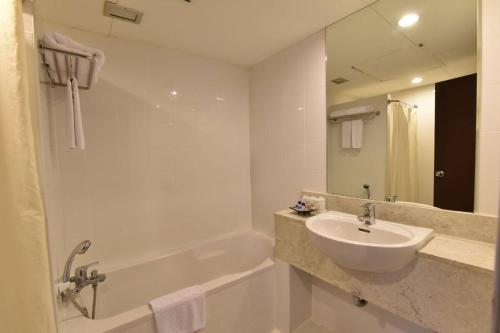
[
  {"left": 63, "top": 240, "right": 92, "bottom": 283},
  {"left": 358, "top": 203, "right": 376, "bottom": 225},
  {"left": 71, "top": 261, "right": 106, "bottom": 292},
  {"left": 62, "top": 240, "right": 106, "bottom": 319},
  {"left": 363, "top": 184, "right": 371, "bottom": 199},
  {"left": 385, "top": 195, "right": 398, "bottom": 203}
]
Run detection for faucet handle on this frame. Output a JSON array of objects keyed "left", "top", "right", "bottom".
[
  {"left": 73, "top": 261, "right": 99, "bottom": 282},
  {"left": 360, "top": 202, "right": 375, "bottom": 217}
]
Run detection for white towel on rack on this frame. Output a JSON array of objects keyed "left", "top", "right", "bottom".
[
  {"left": 351, "top": 119, "right": 364, "bottom": 149},
  {"left": 42, "top": 31, "right": 105, "bottom": 85},
  {"left": 149, "top": 285, "right": 206, "bottom": 333},
  {"left": 66, "top": 77, "right": 85, "bottom": 150},
  {"left": 342, "top": 121, "right": 352, "bottom": 148}
]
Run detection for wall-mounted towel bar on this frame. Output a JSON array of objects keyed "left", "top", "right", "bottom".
[
  {"left": 38, "top": 42, "right": 96, "bottom": 90},
  {"left": 329, "top": 110, "right": 381, "bottom": 122}
]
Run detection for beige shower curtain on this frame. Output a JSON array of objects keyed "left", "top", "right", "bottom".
[
  {"left": 0, "top": 1, "right": 56, "bottom": 332},
  {"left": 386, "top": 102, "right": 418, "bottom": 202}
]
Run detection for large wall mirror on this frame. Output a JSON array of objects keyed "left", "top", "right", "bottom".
[{"left": 326, "top": 0, "right": 477, "bottom": 212}]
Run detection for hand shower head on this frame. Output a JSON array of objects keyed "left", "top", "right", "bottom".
[
  {"left": 63, "top": 240, "right": 92, "bottom": 282},
  {"left": 79, "top": 240, "right": 92, "bottom": 254}
]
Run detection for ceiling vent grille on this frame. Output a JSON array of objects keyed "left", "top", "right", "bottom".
[
  {"left": 331, "top": 77, "right": 349, "bottom": 84},
  {"left": 103, "top": 1, "right": 143, "bottom": 24}
]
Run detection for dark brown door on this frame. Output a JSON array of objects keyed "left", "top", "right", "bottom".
[{"left": 434, "top": 74, "right": 477, "bottom": 212}]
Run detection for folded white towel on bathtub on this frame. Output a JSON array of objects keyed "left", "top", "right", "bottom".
[{"left": 149, "top": 285, "right": 206, "bottom": 333}]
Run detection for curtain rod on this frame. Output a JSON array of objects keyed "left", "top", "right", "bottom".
[{"left": 387, "top": 99, "right": 418, "bottom": 109}]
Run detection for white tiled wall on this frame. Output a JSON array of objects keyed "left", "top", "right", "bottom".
[
  {"left": 476, "top": 0, "right": 500, "bottom": 215},
  {"left": 38, "top": 23, "right": 252, "bottom": 272},
  {"left": 249, "top": 31, "right": 327, "bottom": 236}
]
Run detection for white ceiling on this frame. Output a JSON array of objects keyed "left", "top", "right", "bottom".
[
  {"left": 37, "top": 0, "right": 376, "bottom": 66},
  {"left": 326, "top": 0, "right": 477, "bottom": 105}
]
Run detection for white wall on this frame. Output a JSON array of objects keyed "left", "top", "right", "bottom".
[
  {"left": 327, "top": 95, "right": 387, "bottom": 201},
  {"left": 37, "top": 23, "right": 252, "bottom": 275},
  {"left": 391, "top": 85, "right": 435, "bottom": 206},
  {"left": 249, "top": 31, "right": 327, "bottom": 236},
  {"left": 476, "top": 0, "right": 500, "bottom": 216}
]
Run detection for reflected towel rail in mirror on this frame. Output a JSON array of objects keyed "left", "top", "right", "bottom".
[{"left": 329, "top": 110, "right": 381, "bottom": 122}]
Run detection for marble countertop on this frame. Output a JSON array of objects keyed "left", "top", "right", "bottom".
[
  {"left": 275, "top": 210, "right": 496, "bottom": 273},
  {"left": 275, "top": 209, "right": 309, "bottom": 223},
  {"left": 420, "top": 234, "right": 495, "bottom": 272}
]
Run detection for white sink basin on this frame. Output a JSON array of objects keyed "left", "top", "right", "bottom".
[{"left": 305, "top": 211, "right": 433, "bottom": 272}]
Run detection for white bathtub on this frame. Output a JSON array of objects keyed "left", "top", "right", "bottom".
[{"left": 62, "top": 231, "right": 276, "bottom": 333}]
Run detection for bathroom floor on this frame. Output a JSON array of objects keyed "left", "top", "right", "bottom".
[{"left": 293, "top": 320, "right": 334, "bottom": 333}]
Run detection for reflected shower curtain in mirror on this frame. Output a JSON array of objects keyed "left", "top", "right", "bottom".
[
  {"left": 0, "top": 1, "right": 56, "bottom": 332},
  {"left": 386, "top": 102, "right": 418, "bottom": 202}
]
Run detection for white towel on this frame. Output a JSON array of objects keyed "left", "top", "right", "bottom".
[
  {"left": 149, "top": 286, "right": 206, "bottom": 333},
  {"left": 351, "top": 119, "right": 364, "bottom": 149},
  {"left": 42, "top": 31, "right": 105, "bottom": 85},
  {"left": 342, "top": 121, "right": 352, "bottom": 148},
  {"left": 66, "top": 77, "right": 85, "bottom": 150},
  {"left": 43, "top": 31, "right": 103, "bottom": 150}
]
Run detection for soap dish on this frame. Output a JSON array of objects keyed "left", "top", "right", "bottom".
[{"left": 289, "top": 206, "right": 317, "bottom": 216}]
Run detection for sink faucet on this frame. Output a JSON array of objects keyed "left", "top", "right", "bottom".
[{"left": 358, "top": 203, "right": 376, "bottom": 225}]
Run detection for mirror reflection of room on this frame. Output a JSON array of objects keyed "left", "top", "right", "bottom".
[{"left": 326, "top": 0, "right": 477, "bottom": 212}]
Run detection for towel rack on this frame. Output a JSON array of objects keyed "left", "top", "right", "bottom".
[
  {"left": 38, "top": 41, "right": 96, "bottom": 90},
  {"left": 329, "top": 110, "right": 381, "bottom": 122}
]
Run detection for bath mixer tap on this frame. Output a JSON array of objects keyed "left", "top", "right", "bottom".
[
  {"left": 61, "top": 240, "right": 106, "bottom": 319},
  {"left": 63, "top": 241, "right": 106, "bottom": 292},
  {"left": 385, "top": 195, "right": 398, "bottom": 203},
  {"left": 72, "top": 261, "right": 106, "bottom": 292},
  {"left": 358, "top": 203, "right": 376, "bottom": 225},
  {"left": 63, "top": 240, "right": 92, "bottom": 283}
]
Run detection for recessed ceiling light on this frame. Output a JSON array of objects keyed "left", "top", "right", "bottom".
[
  {"left": 398, "top": 13, "right": 420, "bottom": 28},
  {"left": 411, "top": 77, "right": 423, "bottom": 84}
]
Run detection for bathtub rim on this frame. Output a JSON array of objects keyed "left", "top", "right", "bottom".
[{"left": 95, "top": 229, "right": 274, "bottom": 275}]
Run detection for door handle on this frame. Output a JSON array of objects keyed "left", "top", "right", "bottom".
[{"left": 435, "top": 170, "right": 445, "bottom": 178}]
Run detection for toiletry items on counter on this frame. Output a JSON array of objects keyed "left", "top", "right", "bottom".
[
  {"left": 290, "top": 201, "right": 316, "bottom": 216},
  {"left": 290, "top": 195, "right": 326, "bottom": 216},
  {"left": 302, "top": 195, "right": 326, "bottom": 213}
]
